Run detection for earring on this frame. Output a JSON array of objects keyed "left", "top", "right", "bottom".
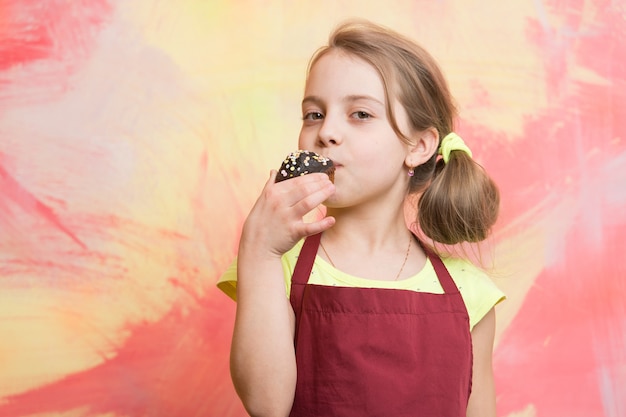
[{"left": 408, "top": 168, "right": 414, "bottom": 177}]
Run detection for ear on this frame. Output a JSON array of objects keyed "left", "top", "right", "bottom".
[{"left": 405, "top": 127, "right": 439, "bottom": 168}]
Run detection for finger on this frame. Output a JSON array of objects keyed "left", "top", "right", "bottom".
[
  {"left": 270, "top": 173, "right": 333, "bottom": 207},
  {"left": 297, "top": 215, "right": 336, "bottom": 237},
  {"left": 285, "top": 174, "right": 334, "bottom": 204},
  {"left": 278, "top": 172, "right": 332, "bottom": 189},
  {"left": 291, "top": 181, "right": 335, "bottom": 216},
  {"left": 256, "top": 170, "right": 280, "bottom": 202},
  {"left": 264, "top": 169, "right": 279, "bottom": 187}
]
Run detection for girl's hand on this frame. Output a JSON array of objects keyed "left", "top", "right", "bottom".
[{"left": 239, "top": 170, "right": 336, "bottom": 258}]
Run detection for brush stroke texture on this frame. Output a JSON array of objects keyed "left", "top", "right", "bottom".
[{"left": 0, "top": 1, "right": 624, "bottom": 416}]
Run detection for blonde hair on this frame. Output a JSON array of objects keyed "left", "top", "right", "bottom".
[{"left": 308, "top": 19, "right": 499, "bottom": 244}]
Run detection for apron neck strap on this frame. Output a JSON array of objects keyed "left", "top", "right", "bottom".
[
  {"left": 292, "top": 233, "right": 322, "bottom": 285},
  {"left": 292, "top": 233, "right": 460, "bottom": 295},
  {"left": 290, "top": 233, "right": 322, "bottom": 344},
  {"left": 420, "top": 242, "right": 460, "bottom": 294}
]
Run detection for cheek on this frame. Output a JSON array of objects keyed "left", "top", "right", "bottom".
[
  {"left": 359, "top": 141, "right": 395, "bottom": 164},
  {"left": 297, "top": 129, "right": 310, "bottom": 150},
  {"left": 360, "top": 145, "right": 407, "bottom": 177}
]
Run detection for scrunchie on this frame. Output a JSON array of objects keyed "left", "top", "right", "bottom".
[{"left": 438, "top": 132, "right": 472, "bottom": 163}]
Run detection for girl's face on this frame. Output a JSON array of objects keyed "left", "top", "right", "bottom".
[{"left": 298, "top": 49, "right": 414, "bottom": 209}]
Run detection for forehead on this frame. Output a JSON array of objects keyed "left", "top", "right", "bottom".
[{"left": 305, "top": 49, "right": 386, "bottom": 100}]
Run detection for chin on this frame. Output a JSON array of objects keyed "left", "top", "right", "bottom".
[{"left": 321, "top": 198, "right": 344, "bottom": 211}]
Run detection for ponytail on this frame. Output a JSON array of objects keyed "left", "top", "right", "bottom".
[
  {"left": 417, "top": 134, "right": 500, "bottom": 245},
  {"left": 316, "top": 20, "right": 500, "bottom": 244}
]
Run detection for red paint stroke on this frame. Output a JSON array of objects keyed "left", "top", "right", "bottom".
[
  {"left": 0, "top": 0, "right": 113, "bottom": 71},
  {"left": 0, "top": 286, "right": 245, "bottom": 417},
  {"left": 0, "top": 0, "right": 624, "bottom": 416},
  {"left": 0, "top": 158, "right": 87, "bottom": 249},
  {"left": 480, "top": 0, "right": 626, "bottom": 228},
  {"left": 486, "top": 1, "right": 626, "bottom": 415},
  {"left": 494, "top": 221, "right": 626, "bottom": 416}
]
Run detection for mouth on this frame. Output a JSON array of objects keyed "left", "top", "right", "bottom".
[
  {"left": 325, "top": 160, "right": 339, "bottom": 183},
  {"left": 324, "top": 156, "right": 339, "bottom": 166}
]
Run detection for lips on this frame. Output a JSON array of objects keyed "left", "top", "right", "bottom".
[{"left": 323, "top": 157, "right": 339, "bottom": 167}]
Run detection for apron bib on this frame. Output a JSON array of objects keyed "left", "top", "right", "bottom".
[{"left": 289, "top": 233, "right": 472, "bottom": 417}]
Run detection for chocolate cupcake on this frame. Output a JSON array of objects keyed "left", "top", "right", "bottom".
[{"left": 275, "top": 150, "right": 335, "bottom": 183}]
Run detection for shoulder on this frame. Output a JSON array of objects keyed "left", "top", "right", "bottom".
[{"left": 441, "top": 256, "right": 505, "bottom": 330}]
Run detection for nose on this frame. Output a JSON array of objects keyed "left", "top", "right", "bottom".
[{"left": 317, "top": 114, "right": 342, "bottom": 147}]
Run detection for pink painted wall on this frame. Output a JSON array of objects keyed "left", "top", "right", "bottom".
[{"left": 0, "top": 1, "right": 624, "bottom": 416}]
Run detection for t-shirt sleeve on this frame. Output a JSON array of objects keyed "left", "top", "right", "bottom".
[
  {"left": 216, "top": 257, "right": 238, "bottom": 301},
  {"left": 444, "top": 257, "right": 506, "bottom": 331},
  {"left": 216, "top": 246, "right": 300, "bottom": 301}
]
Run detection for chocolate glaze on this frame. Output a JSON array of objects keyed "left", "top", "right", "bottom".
[{"left": 275, "top": 150, "right": 335, "bottom": 183}]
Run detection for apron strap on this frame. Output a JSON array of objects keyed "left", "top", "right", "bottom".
[
  {"left": 289, "top": 234, "right": 461, "bottom": 340},
  {"left": 290, "top": 233, "right": 322, "bottom": 344},
  {"left": 421, "top": 243, "right": 460, "bottom": 294},
  {"left": 292, "top": 233, "right": 321, "bottom": 285}
]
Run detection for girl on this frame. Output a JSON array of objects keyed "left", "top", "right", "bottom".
[{"left": 218, "top": 19, "right": 505, "bottom": 417}]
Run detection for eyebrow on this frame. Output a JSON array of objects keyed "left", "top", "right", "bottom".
[{"left": 302, "top": 94, "right": 385, "bottom": 107}]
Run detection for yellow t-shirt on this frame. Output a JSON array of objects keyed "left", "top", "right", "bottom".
[{"left": 217, "top": 239, "right": 505, "bottom": 331}]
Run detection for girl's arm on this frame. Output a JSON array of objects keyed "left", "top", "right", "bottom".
[
  {"left": 231, "top": 253, "right": 297, "bottom": 417},
  {"left": 230, "top": 172, "right": 335, "bottom": 417},
  {"left": 466, "top": 307, "right": 498, "bottom": 417}
]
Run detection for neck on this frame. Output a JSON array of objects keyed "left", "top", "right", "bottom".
[
  {"left": 324, "top": 204, "right": 411, "bottom": 250},
  {"left": 319, "top": 203, "right": 426, "bottom": 281}
]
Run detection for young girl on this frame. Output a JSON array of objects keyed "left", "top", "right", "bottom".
[{"left": 218, "top": 19, "right": 505, "bottom": 417}]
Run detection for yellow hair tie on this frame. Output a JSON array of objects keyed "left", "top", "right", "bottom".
[{"left": 439, "top": 132, "right": 472, "bottom": 163}]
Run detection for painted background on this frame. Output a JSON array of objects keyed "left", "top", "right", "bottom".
[{"left": 0, "top": 0, "right": 624, "bottom": 416}]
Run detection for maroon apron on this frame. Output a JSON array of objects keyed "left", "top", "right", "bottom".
[{"left": 289, "top": 233, "right": 472, "bottom": 417}]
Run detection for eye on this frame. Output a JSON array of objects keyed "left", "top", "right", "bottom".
[
  {"left": 352, "top": 111, "right": 371, "bottom": 120},
  {"left": 303, "top": 112, "right": 324, "bottom": 120}
]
